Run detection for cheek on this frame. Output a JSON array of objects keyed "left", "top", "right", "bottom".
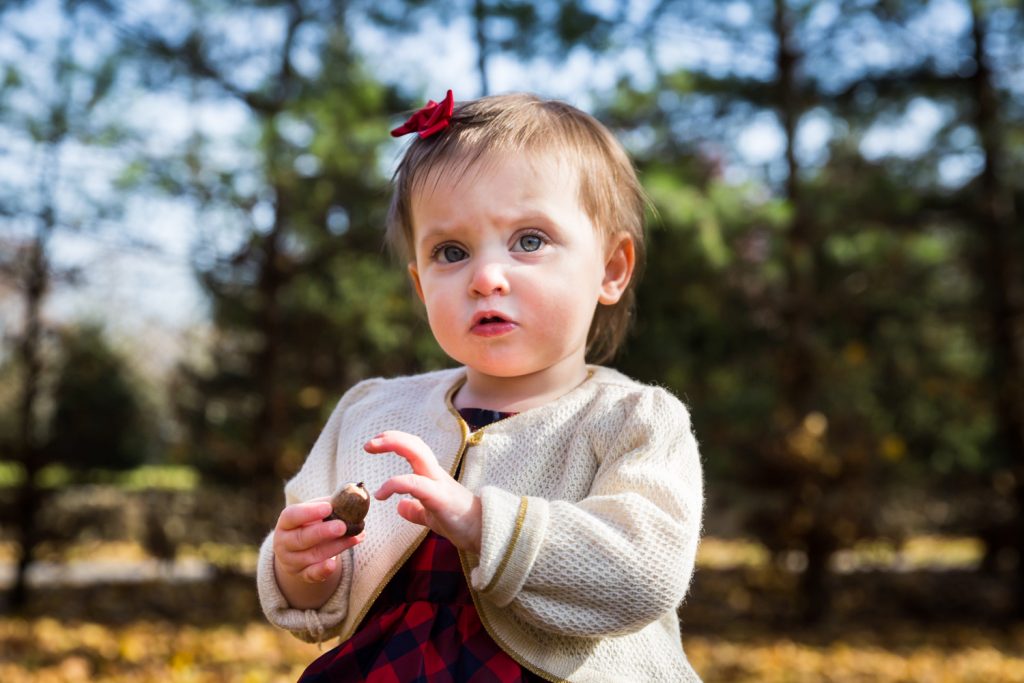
[
  {"left": 421, "top": 289, "right": 467, "bottom": 349},
  {"left": 422, "top": 291, "right": 456, "bottom": 325},
  {"left": 533, "top": 288, "right": 598, "bottom": 338},
  {"left": 537, "top": 261, "right": 604, "bottom": 309}
]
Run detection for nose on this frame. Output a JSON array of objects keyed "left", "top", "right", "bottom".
[{"left": 469, "top": 260, "right": 510, "bottom": 298}]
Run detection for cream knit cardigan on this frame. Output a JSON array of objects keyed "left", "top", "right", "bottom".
[{"left": 257, "top": 366, "right": 704, "bottom": 682}]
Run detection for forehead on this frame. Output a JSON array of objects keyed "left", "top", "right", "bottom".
[
  {"left": 411, "top": 154, "right": 581, "bottom": 229},
  {"left": 407, "top": 153, "right": 598, "bottom": 249},
  {"left": 418, "top": 148, "right": 575, "bottom": 192},
  {"left": 415, "top": 150, "right": 589, "bottom": 225}
]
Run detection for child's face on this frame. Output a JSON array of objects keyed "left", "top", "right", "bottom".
[{"left": 407, "top": 154, "right": 632, "bottom": 383}]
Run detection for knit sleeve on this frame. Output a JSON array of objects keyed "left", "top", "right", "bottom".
[
  {"left": 255, "top": 378, "right": 380, "bottom": 643},
  {"left": 469, "top": 387, "right": 704, "bottom": 637}
]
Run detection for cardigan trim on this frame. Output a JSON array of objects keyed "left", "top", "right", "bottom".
[
  {"left": 483, "top": 495, "right": 529, "bottom": 594},
  {"left": 458, "top": 546, "right": 563, "bottom": 683},
  {"left": 336, "top": 375, "right": 472, "bottom": 643},
  {"left": 446, "top": 372, "right": 562, "bottom": 681}
]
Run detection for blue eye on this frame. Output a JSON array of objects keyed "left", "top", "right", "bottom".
[
  {"left": 436, "top": 244, "right": 468, "bottom": 263},
  {"left": 516, "top": 234, "right": 544, "bottom": 252}
]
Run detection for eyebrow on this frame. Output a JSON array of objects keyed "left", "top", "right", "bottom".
[
  {"left": 416, "top": 226, "right": 458, "bottom": 252},
  {"left": 416, "top": 210, "right": 557, "bottom": 248}
]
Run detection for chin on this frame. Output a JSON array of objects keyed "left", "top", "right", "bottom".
[
  {"left": 455, "top": 354, "right": 543, "bottom": 379},
  {"left": 464, "top": 363, "right": 536, "bottom": 379}
]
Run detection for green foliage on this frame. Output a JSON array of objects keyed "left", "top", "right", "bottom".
[
  {"left": 0, "top": 462, "right": 198, "bottom": 490},
  {"left": 46, "top": 324, "right": 151, "bottom": 474},
  {"left": 138, "top": 1, "right": 449, "bottom": 484},
  {"left": 605, "top": 0, "right": 1022, "bottom": 599}
]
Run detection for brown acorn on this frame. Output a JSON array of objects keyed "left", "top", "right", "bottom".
[{"left": 324, "top": 481, "right": 370, "bottom": 536}]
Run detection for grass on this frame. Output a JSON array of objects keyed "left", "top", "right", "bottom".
[{"left": 0, "top": 463, "right": 199, "bottom": 490}]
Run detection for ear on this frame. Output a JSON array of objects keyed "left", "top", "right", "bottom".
[
  {"left": 407, "top": 262, "right": 425, "bottom": 303},
  {"left": 599, "top": 232, "right": 635, "bottom": 305}
]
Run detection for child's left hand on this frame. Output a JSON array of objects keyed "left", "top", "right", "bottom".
[{"left": 366, "top": 431, "right": 482, "bottom": 554}]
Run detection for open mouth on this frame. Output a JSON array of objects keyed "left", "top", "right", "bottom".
[
  {"left": 473, "top": 310, "right": 513, "bottom": 325},
  {"left": 472, "top": 312, "right": 516, "bottom": 336}
]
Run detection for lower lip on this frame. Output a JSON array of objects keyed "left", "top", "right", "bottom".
[{"left": 471, "top": 321, "right": 517, "bottom": 337}]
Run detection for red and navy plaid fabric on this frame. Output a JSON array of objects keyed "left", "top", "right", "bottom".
[
  {"left": 299, "top": 409, "right": 545, "bottom": 682},
  {"left": 299, "top": 532, "right": 545, "bottom": 682}
]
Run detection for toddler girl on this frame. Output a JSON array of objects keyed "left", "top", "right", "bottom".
[{"left": 257, "top": 90, "right": 704, "bottom": 682}]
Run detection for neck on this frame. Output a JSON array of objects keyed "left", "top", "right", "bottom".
[{"left": 455, "top": 355, "right": 590, "bottom": 413}]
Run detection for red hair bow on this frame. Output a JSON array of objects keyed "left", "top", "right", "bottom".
[{"left": 390, "top": 89, "right": 455, "bottom": 139}]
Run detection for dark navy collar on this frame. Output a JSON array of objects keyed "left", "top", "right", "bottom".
[{"left": 457, "top": 407, "right": 515, "bottom": 431}]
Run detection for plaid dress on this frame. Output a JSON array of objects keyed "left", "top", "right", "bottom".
[{"left": 299, "top": 409, "right": 547, "bottom": 683}]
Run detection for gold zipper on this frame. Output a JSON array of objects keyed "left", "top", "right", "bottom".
[
  {"left": 343, "top": 375, "right": 565, "bottom": 681},
  {"left": 338, "top": 380, "right": 472, "bottom": 643},
  {"left": 446, "top": 378, "right": 563, "bottom": 682},
  {"left": 452, "top": 368, "right": 596, "bottom": 440}
]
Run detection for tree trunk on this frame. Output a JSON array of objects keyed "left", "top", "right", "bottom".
[
  {"left": 250, "top": 12, "right": 302, "bottom": 485},
  {"left": 473, "top": 0, "right": 489, "bottom": 97},
  {"left": 10, "top": 219, "right": 52, "bottom": 611},
  {"left": 967, "top": 1, "right": 1024, "bottom": 618},
  {"left": 773, "top": 0, "right": 828, "bottom": 624},
  {"left": 252, "top": 218, "right": 286, "bottom": 482}
]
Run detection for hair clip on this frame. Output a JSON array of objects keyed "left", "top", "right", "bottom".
[{"left": 390, "top": 89, "right": 454, "bottom": 139}]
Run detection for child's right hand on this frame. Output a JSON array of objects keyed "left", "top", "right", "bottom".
[{"left": 273, "top": 499, "right": 362, "bottom": 595}]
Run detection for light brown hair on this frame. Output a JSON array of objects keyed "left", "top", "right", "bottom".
[{"left": 386, "top": 92, "right": 647, "bottom": 364}]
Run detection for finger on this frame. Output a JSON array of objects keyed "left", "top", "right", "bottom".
[
  {"left": 375, "top": 473, "right": 447, "bottom": 510},
  {"left": 364, "top": 431, "right": 445, "bottom": 479},
  {"left": 286, "top": 531, "right": 363, "bottom": 577},
  {"left": 301, "top": 555, "right": 337, "bottom": 583},
  {"left": 294, "top": 534, "right": 352, "bottom": 569},
  {"left": 277, "top": 501, "right": 334, "bottom": 532},
  {"left": 396, "top": 498, "right": 430, "bottom": 527},
  {"left": 280, "top": 518, "right": 347, "bottom": 553}
]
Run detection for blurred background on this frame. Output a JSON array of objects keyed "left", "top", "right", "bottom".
[{"left": 1, "top": 0, "right": 1023, "bottom": 681}]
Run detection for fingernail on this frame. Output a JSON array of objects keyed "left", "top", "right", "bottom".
[{"left": 331, "top": 521, "right": 346, "bottom": 535}]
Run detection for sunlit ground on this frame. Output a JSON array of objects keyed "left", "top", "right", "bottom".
[
  {"left": 2, "top": 617, "right": 1022, "bottom": 682},
  {"left": 686, "top": 627, "right": 1024, "bottom": 683},
  {"left": 0, "top": 618, "right": 318, "bottom": 683},
  {"left": 1, "top": 537, "right": 1021, "bottom": 682}
]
